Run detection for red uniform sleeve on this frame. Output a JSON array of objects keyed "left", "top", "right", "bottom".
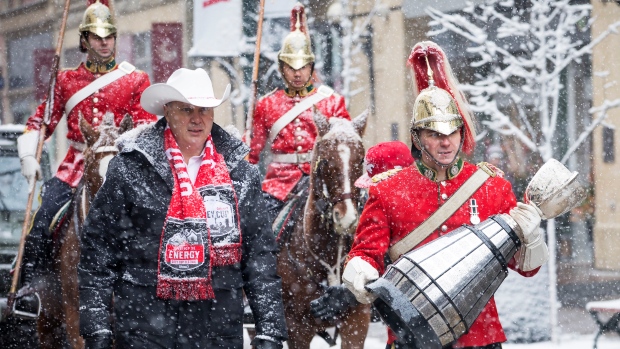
[
  {"left": 25, "top": 72, "right": 67, "bottom": 139},
  {"left": 347, "top": 185, "right": 391, "bottom": 273},
  {"left": 128, "top": 71, "right": 157, "bottom": 125},
  {"left": 248, "top": 98, "right": 269, "bottom": 164}
]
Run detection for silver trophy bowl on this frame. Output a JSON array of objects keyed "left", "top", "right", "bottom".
[{"left": 525, "top": 158, "right": 586, "bottom": 220}]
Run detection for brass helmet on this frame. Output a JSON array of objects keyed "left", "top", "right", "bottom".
[
  {"left": 79, "top": 0, "right": 117, "bottom": 38},
  {"left": 407, "top": 41, "right": 477, "bottom": 155},
  {"left": 278, "top": 3, "right": 315, "bottom": 70},
  {"left": 411, "top": 85, "right": 463, "bottom": 136}
]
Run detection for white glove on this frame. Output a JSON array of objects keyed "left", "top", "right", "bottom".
[
  {"left": 509, "top": 202, "right": 542, "bottom": 244},
  {"left": 509, "top": 202, "right": 548, "bottom": 271},
  {"left": 514, "top": 235, "right": 549, "bottom": 272},
  {"left": 17, "top": 131, "right": 42, "bottom": 190},
  {"left": 342, "top": 257, "right": 379, "bottom": 304}
]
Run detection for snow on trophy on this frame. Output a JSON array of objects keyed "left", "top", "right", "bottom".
[{"left": 366, "top": 159, "right": 586, "bottom": 348}]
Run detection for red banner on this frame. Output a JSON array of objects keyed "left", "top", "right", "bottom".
[
  {"left": 33, "top": 48, "right": 55, "bottom": 102},
  {"left": 203, "top": 0, "right": 228, "bottom": 7},
  {"left": 151, "top": 22, "right": 183, "bottom": 83}
]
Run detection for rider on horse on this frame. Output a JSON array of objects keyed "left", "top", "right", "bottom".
[
  {"left": 247, "top": 3, "right": 351, "bottom": 221},
  {"left": 14, "top": 0, "right": 156, "bottom": 313}
]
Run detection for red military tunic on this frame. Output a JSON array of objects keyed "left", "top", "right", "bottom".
[
  {"left": 25, "top": 60, "right": 156, "bottom": 188},
  {"left": 249, "top": 85, "right": 350, "bottom": 201},
  {"left": 348, "top": 159, "right": 540, "bottom": 348}
]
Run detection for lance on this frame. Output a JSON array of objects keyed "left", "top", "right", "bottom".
[
  {"left": 5, "top": 0, "right": 73, "bottom": 317},
  {"left": 243, "top": 0, "right": 266, "bottom": 146}
]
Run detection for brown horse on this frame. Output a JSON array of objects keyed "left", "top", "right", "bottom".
[
  {"left": 277, "top": 110, "right": 369, "bottom": 349},
  {"left": 35, "top": 113, "right": 132, "bottom": 349}
]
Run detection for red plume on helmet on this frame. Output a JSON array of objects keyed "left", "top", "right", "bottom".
[
  {"left": 407, "top": 41, "right": 477, "bottom": 155},
  {"left": 290, "top": 2, "right": 309, "bottom": 34},
  {"left": 87, "top": 0, "right": 110, "bottom": 6}
]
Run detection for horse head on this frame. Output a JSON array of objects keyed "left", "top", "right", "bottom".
[
  {"left": 308, "top": 109, "right": 368, "bottom": 236},
  {"left": 79, "top": 112, "right": 133, "bottom": 200}
]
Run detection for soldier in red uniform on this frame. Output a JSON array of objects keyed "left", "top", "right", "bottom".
[
  {"left": 15, "top": 0, "right": 156, "bottom": 307},
  {"left": 248, "top": 3, "right": 350, "bottom": 219},
  {"left": 341, "top": 42, "right": 549, "bottom": 349}
]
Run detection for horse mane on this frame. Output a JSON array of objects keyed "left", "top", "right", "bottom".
[
  {"left": 115, "top": 122, "right": 153, "bottom": 151},
  {"left": 320, "top": 118, "right": 362, "bottom": 142}
]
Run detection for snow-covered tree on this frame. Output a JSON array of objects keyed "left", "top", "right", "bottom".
[
  {"left": 427, "top": 0, "right": 620, "bottom": 164},
  {"left": 426, "top": 0, "right": 620, "bottom": 343},
  {"left": 327, "top": 0, "right": 385, "bottom": 105}
]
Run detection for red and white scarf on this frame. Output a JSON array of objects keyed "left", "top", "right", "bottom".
[{"left": 157, "top": 127, "right": 242, "bottom": 301}]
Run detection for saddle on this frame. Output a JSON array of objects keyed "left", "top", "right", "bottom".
[
  {"left": 49, "top": 200, "right": 72, "bottom": 240},
  {"left": 272, "top": 176, "right": 310, "bottom": 244}
]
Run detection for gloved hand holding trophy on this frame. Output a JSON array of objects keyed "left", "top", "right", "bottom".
[{"left": 355, "top": 158, "right": 586, "bottom": 349}]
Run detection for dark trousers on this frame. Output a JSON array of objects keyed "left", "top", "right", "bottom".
[
  {"left": 22, "top": 177, "right": 73, "bottom": 278},
  {"left": 387, "top": 343, "right": 503, "bottom": 349},
  {"left": 113, "top": 283, "right": 245, "bottom": 349}
]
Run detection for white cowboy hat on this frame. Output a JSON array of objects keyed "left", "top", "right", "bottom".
[{"left": 140, "top": 68, "right": 231, "bottom": 116}]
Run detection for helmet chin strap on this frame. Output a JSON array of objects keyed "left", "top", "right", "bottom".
[
  {"left": 286, "top": 78, "right": 312, "bottom": 93},
  {"left": 82, "top": 36, "right": 116, "bottom": 64},
  {"left": 412, "top": 128, "right": 465, "bottom": 170},
  {"left": 280, "top": 62, "right": 314, "bottom": 94}
]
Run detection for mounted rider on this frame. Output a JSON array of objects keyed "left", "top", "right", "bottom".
[
  {"left": 14, "top": 0, "right": 156, "bottom": 315},
  {"left": 248, "top": 2, "right": 351, "bottom": 220}
]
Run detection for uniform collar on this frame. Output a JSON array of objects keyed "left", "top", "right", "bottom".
[
  {"left": 416, "top": 157, "right": 464, "bottom": 181},
  {"left": 285, "top": 83, "right": 315, "bottom": 98},
  {"left": 85, "top": 58, "right": 117, "bottom": 73}
]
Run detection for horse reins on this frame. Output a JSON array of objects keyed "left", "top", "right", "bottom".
[{"left": 302, "top": 148, "right": 359, "bottom": 287}]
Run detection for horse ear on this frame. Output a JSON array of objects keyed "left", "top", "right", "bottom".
[
  {"left": 79, "top": 112, "right": 99, "bottom": 147},
  {"left": 313, "top": 107, "right": 330, "bottom": 137},
  {"left": 352, "top": 109, "right": 369, "bottom": 137},
  {"left": 119, "top": 114, "right": 134, "bottom": 134}
]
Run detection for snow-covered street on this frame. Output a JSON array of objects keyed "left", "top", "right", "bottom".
[
  {"left": 9, "top": 316, "right": 617, "bottom": 348},
  {"left": 243, "top": 321, "right": 620, "bottom": 348}
]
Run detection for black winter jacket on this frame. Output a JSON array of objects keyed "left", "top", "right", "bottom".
[{"left": 78, "top": 119, "right": 287, "bottom": 348}]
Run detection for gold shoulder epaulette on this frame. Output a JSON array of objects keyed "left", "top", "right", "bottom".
[
  {"left": 371, "top": 167, "right": 403, "bottom": 184},
  {"left": 477, "top": 162, "right": 504, "bottom": 178}
]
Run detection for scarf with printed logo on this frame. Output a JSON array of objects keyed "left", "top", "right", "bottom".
[{"left": 157, "top": 127, "right": 242, "bottom": 301}]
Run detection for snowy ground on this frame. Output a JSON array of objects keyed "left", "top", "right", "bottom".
[{"left": 243, "top": 322, "right": 620, "bottom": 348}]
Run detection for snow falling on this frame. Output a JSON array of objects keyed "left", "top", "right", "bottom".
[{"left": 1, "top": 0, "right": 619, "bottom": 348}]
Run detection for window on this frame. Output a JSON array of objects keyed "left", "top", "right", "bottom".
[
  {"left": 391, "top": 123, "right": 400, "bottom": 141},
  {"left": 603, "top": 127, "right": 615, "bottom": 163},
  {"left": 8, "top": 32, "right": 52, "bottom": 89}
]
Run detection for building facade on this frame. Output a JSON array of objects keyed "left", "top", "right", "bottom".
[
  {"left": 1, "top": 0, "right": 617, "bottom": 275},
  {"left": 592, "top": 0, "right": 620, "bottom": 271}
]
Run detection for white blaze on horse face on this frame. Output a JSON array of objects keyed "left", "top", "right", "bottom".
[
  {"left": 98, "top": 154, "right": 114, "bottom": 178},
  {"left": 335, "top": 143, "right": 357, "bottom": 234}
]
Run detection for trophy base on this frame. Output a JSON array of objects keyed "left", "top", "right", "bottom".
[{"left": 367, "top": 278, "right": 442, "bottom": 349}]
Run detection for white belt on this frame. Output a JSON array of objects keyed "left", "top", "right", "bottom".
[
  {"left": 272, "top": 153, "right": 312, "bottom": 164},
  {"left": 69, "top": 140, "right": 86, "bottom": 152}
]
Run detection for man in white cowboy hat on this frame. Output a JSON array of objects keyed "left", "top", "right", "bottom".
[
  {"left": 14, "top": 0, "right": 156, "bottom": 315},
  {"left": 78, "top": 68, "right": 287, "bottom": 349}
]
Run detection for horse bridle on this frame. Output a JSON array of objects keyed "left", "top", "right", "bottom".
[
  {"left": 313, "top": 155, "right": 356, "bottom": 207},
  {"left": 306, "top": 143, "right": 361, "bottom": 286}
]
